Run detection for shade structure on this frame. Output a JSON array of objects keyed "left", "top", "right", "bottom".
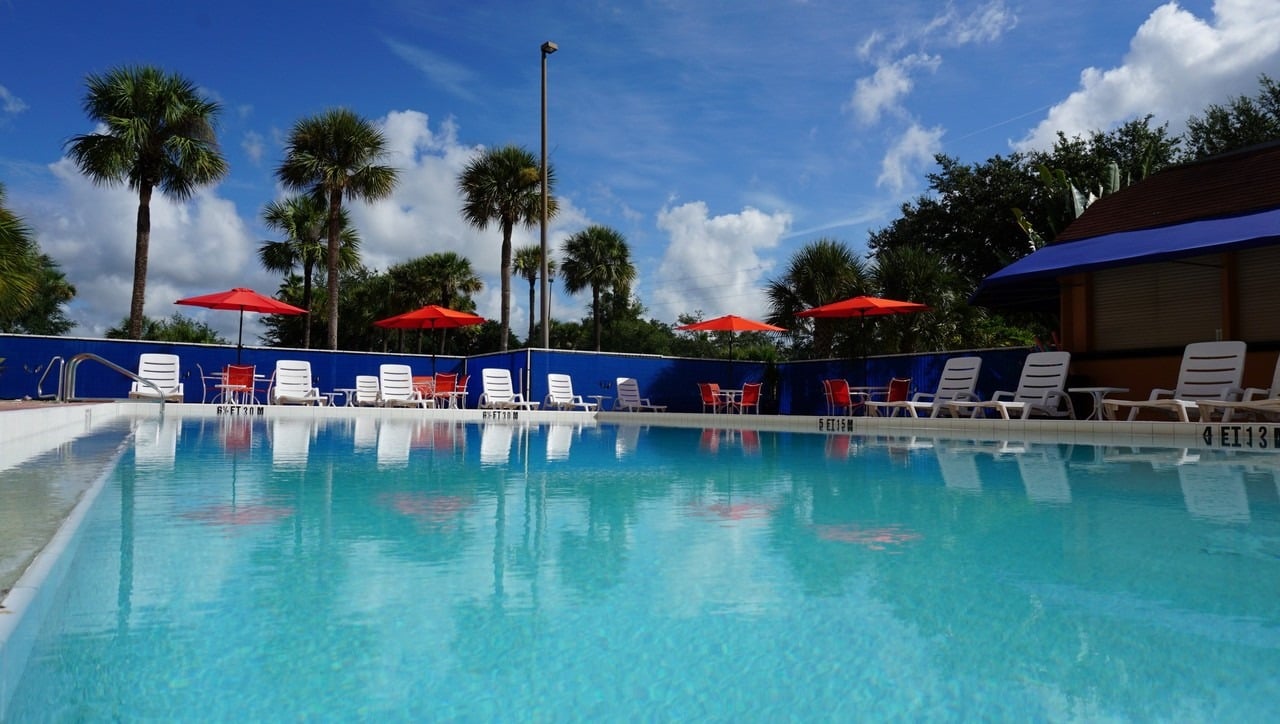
[
  {"left": 794, "top": 295, "right": 930, "bottom": 319},
  {"left": 795, "top": 296, "right": 930, "bottom": 381},
  {"left": 176, "top": 287, "right": 307, "bottom": 363},
  {"left": 373, "top": 305, "right": 486, "bottom": 371},
  {"left": 676, "top": 314, "right": 786, "bottom": 334},
  {"left": 677, "top": 314, "right": 786, "bottom": 376}
]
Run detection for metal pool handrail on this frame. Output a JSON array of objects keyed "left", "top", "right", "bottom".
[{"left": 59, "top": 352, "right": 166, "bottom": 410}]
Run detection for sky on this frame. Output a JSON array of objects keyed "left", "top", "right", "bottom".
[{"left": 2, "top": 0, "right": 1279, "bottom": 344}]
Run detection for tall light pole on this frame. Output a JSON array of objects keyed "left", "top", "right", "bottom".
[{"left": 540, "top": 40, "right": 557, "bottom": 349}]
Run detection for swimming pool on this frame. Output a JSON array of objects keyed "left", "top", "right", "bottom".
[{"left": 5, "top": 414, "right": 1280, "bottom": 720}]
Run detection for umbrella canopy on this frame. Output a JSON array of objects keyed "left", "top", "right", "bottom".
[
  {"left": 794, "top": 295, "right": 930, "bottom": 319},
  {"left": 676, "top": 314, "right": 786, "bottom": 333},
  {"left": 176, "top": 287, "right": 307, "bottom": 363},
  {"left": 374, "top": 305, "right": 486, "bottom": 372},
  {"left": 795, "top": 295, "right": 930, "bottom": 382},
  {"left": 374, "top": 305, "right": 486, "bottom": 330}
]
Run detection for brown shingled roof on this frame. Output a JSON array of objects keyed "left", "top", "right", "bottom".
[{"left": 1055, "top": 141, "right": 1280, "bottom": 243}]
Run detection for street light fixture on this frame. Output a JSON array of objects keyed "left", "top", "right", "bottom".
[{"left": 540, "top": 40, "right": 557, "bottom": 349}]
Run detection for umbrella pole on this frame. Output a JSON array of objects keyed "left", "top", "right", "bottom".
[{"left": 237, "top": 309, "right": 245, "bottom": 364}]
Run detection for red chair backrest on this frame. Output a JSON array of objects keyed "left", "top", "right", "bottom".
[
  {"left": 456, "top": 374, "right": 469, "bottom": 391},
  {"left": 827, "top": 379, "right": 852, "bottom": 405},
  {"left": 887, "top": 377, "right": 910, "bottom": 403},
  {"left": 225, "top": 364, "right": 254, "bottom": 389},
  {"left": 413, "top": 375, "right": 434, "bottom": 397},
  {"left": 698, "top": 382, "right": 721, "bottom": 405},
  {"left": 434, "top": 373, "right": 456, "bottom": 394},
  {"left": 740, "top": 382, "right": 762, "bottom": 406}
]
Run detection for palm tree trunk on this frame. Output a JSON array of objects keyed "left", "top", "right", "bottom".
[
  {"left": 128, "top": 185, "right": 154, "bottom": 340},
  {"left": 527, "top": 278, "right": 536, "bottom": 344},
  {"left": 302, "top": 264, "right": 314, "bottom": 349},
  {"left": 326, "top": 189, "right": 342, "bottom": 350},
  {"left": 499, "top": 223, "right": 513, "bottom": 351},
  {"left": 592, "top": 285, "right": 602, "bottom": 352}
]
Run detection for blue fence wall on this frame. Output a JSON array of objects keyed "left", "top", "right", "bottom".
[{"left": 0, "top": 333, "right": 1029, "bottom": 415}]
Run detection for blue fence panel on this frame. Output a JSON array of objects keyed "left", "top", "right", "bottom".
[{"left": 1, "top": 334, "right": 1030, "bottom": 415}]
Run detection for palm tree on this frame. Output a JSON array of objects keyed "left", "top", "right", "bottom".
[
  {"left": 457, "top": 145, "right": 557, "bottom": 351},
  {"left": 259, "top": 195, "right": 361, "bottom": 349},
  {"left": 514, "top": 244, "right": 557, "bottom": 345},
  {"left": 65, "top": 65, "right": 228, "bottom": 339},
  {"left": 0, "top": 183, "right": 41, "bottom": 315},
  {"left": 277, "top": 108, "right": 398, "bottom": 350},
  {"left": 765, "top": 238, "right": 868, "bottom": 358},
  {"left": 560, "top": 225, "right": 636, "bottom": 352}
]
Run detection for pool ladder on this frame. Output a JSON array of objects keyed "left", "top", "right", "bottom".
[{"left": 49, "top": 352, "right": 167, "bottom": 410}]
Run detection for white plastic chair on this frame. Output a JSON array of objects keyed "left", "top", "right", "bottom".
[
  {"left": 129, "top": 353, "right": 185, "bottom": 402},
  {"left": 479, "top": 368, "right": 539, "bottom": 409},
  {"left": 270, "top": 360, "right": 324, "bottom": 405},
  {"left": 615, "top": 377, "right": 667, "bottom": 412},
  {"left": 545, "top": 373, "right": 596, "bottom": 411},
  {"left": 1103, "top": 341, "right": 1246, "bottom": 422},
  {"left": 874, "top": 357, "right": 981, "bottom": 418},
  {"left": 379, "top": 364, "right": 432, "bottom": 408},
  {"left": 353, "top": 375, "right": 381, "bottom": 406},
  {"left": 947, "top": 351, "right": 1073, "bottom": 419}
]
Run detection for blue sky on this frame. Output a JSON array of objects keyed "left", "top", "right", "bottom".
[{"left": 2, "top": 0, "right": 1277, "bottom": 342}]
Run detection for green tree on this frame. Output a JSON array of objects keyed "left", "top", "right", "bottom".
[
  {"left": 65, "top": 65, "right": 228, "bottom": 339},
  {"left": 277, "top": 108, "right": 399, "bottom": 350},
  {"left": 106, "top": 313, "right": 228, "bottom": 343},
  {"left": 1184, "top": 74, "right": 1280, "bottom": 159},
  {"left": 765, "top": 238, "right": 868, "bottom": 358},
  {"left": 457, "top": 145, "right": 557, "bottom": 351},
  {"left": 0, "top": 254, "right": 76, "bottom": 335},
  {"left": 386, "top": 252, "right": 483, "bottom": 353},
  {"left": 560, "top": 225, "right": 636, "bottom": 352},
  {"left": 514, "top": 243, "right": 557, "bottom": 345},
  {"left": 0, "top": 183, "right": 42, "bottom": 316},
  {"left": 259, "top": 194, "right": 361, "bottom": 349}
]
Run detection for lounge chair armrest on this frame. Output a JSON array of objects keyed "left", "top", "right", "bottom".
[
  {"left": 910, "top": 392, "right": 936, "bottom": 403},
  {"left": 1218, "top": 385, "right": 1245, "bottom": 401},
  {"left": 1147, "top": 387, "right": 1175, "bottom": 401},
  {"left": 990, "top": 391, "right": 1014, "bottom": 402},
  {"left": 1241, "top": 387, "right": 1271, "bottom": 402}
]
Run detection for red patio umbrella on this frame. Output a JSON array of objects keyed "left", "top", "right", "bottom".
[
  {"left": 176, "top": 287, "right": 308, "bottom": 363},
  {"left": 795, "top": 295, "right": 930, "bottom": 379},
  {"left": 677, "top": 314, "right": 786, "bottom": 377},
  {"left": 374, "top": 305, "right": 486, "bottom": 371}
]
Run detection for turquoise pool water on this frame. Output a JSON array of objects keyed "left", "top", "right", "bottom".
[{"left": 6, "top": 417, "right": 1280, "bottom": 720}]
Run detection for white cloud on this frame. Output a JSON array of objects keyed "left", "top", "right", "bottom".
[
  {"left": 1017, "top": 0, "right": 1280, "bottom": 150},
  {"left": 0, "top": 85, "right": 28, "bottom": 115},
  {"left": 877, "top": 123, "right": 944, "bottom": 193},
  {"left": 846, "top": 53, "right": 940, "bottom": 126},
  {"left": 241, "top": 131, "right": 265, "bottom": 165},
  {"left": 650, "top": 202, "right": 790, "bottom": 324},
  {"left": 939, "top": 0, "right": 1017, "bottom": 45}
]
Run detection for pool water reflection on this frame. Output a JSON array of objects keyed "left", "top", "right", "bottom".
[{"left": 7, "top": 417, "right": 1280, "bottom": 720}]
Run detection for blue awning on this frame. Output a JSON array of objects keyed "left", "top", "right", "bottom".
[{"left": 971, "top": 206, "right": 1280, "bottom": 307}]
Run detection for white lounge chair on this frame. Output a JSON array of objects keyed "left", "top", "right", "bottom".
[
  {"left": 379, "top": 364, "right": 432, "bottom": 408},
  {"left": 1196, "top": 353, "right": 1280, "bottom": 422},
  {"left": 129, "top": 353, "right": 185, "bottom": 402},
  {"left": 873, "top": 356, "right": 982, "bottom": 418},
  {"left": 615, "top": 377, "right": 667, "bottom": 412},
  {"left": 946, "top": 351, "right": 1073, "bottom": 419},
  {"left": 269, "top": 360, "right": 325, "bottom": 405},
  {"left": 479, "top": 368, "right": 539, "bottom": 409},
  {"left": 1103, "top": 340, "right": 1246, "bottom": 422},
  {"left": 353, "top": 375, "right": 381, "bottom": 406},
  {"left": 545, "top": 373, "right": 597, "bottom": 411}
]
